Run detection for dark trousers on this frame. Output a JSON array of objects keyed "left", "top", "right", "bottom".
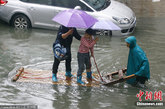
[
  {"left": 77, "top": 52, "right": 91, "bottom": 77},
  {"left": 136, "top": 76, "right": 148, "bottom": 84},
  {"left": 52, "top": 51, "right": 71, "bottom": 74}
]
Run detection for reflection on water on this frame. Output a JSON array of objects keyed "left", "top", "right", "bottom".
[
  {"left": 0, "top": 0, "right": 165, "bottom": 109},
  {"left": 9, "top": 29, "right": 32, "bottom": 39}
]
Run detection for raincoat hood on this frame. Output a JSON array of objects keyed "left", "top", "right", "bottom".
[{"left": 125, "top": 36, "right": 136, "bottom": 48}]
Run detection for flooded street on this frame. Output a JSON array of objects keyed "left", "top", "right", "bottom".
[{"left": 0, "top": 0, "right": 165, "bottom": 109}]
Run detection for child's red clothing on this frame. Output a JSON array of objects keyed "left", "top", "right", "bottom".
[{"left": 78, "top": 36, "right": 96, "bottom": 54}]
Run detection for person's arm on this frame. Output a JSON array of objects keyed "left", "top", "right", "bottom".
[
  {"left": 90, "top": 47, "right": 94, "bottom": 57},
  {"left": 73, "top": 28, "right": 81, "bottom": 40},
  {"left": 135, "top": 60, "right": 148, "bottom": 76},
  {"left": 62, "top": 29, "right": 74, "bottom": 39},
  {"left": 134, "top": 51, "right": 149, "bottom": 77}
]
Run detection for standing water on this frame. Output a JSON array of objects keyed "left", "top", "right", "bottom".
[{"left": 0, "top": 0, "right": 165, "bottom": 109}]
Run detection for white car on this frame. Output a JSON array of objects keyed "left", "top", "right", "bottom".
[{"left": 0, "top": 0, "right": 136, "bottom": 36}]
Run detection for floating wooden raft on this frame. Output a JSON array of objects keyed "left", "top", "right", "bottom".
[
  {"left": 12, "top": 67, "right": 136, "bottom": 86},
  {"left": 102, "top": 68, "right": 136, "bottom": 86}
]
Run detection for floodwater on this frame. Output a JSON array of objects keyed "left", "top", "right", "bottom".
[{"left": 0, "top": 0, "right": 165, "bottom": 109}]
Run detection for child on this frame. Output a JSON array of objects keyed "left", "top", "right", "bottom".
[{"left": 77, "top": 29, "right": 99, "bottom": 84}]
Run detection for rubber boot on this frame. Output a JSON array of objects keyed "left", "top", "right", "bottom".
[
  {"left": 65, "top": 71, "right": 73, "bottom": 80},
  {"left": 86, "top": 72, "right": 92, "bottom": 81},
  {"left": 77, "top": 76, "right": 85, "bottom": 85},
  {"left": 52, "top": 73, "right": 58, "bottom": 82}
]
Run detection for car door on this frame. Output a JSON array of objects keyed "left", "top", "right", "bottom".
[{"left": 23, "top": 0, "right": 55, "bottom": 29}]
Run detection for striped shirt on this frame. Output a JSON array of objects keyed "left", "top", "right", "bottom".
[{"left": 78, "top": 36, "right": 96, "bottom": 54}]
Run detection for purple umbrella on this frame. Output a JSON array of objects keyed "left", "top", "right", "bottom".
[
  {"left": 52, "top": 9, "right": 98, "bottom": 28},
  {"left": 91, "top": 19, "right": 121, "bottom": 30}
]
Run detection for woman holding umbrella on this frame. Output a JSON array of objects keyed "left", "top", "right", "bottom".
[{"left": 52, "top": 25, "right": 81, "bottom": 82}]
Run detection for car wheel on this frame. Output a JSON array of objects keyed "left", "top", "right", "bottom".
[{"left": 12, "top": 14, "right": 31, "bottom": 29}]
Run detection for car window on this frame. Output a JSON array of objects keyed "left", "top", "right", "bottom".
[
  {"left": 20, "top": 0, "right": 52, "bottom": 5},
  {"left": 84, "top": 0, "right": 105, "bottom": 10},
  {"left": 79, "top": 2, "right": 93, "bottom": 12},
  {"left": 52, "top": 0, "right": 93, "bottom": 12},
  {"left": 83, "top": 0, "right": 111, "bottom": 11},
  {"left": 53, "top": 0, "right": 77, "bottom": 8}
]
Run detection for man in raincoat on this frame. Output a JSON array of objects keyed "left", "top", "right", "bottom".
[{"left": 125, "top": 36, "right": 150, "bottom": 86}]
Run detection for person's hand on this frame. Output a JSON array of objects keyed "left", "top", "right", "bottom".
[
  {"left": 91, "top": 53, "right": 94, "bottom": 57},
  {"left": 94, "top": 37, "right": 99, "bottom": 42},
  {"left": 62, "top": 28, "right": 74, "bottom": 39},
  {"left": 68, "top": 28, "right": 74, "bottom": 35}
]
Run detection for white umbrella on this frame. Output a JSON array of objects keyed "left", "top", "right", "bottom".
[{"left": 91, "top": 19, "right": 121, "bottom": 30}]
